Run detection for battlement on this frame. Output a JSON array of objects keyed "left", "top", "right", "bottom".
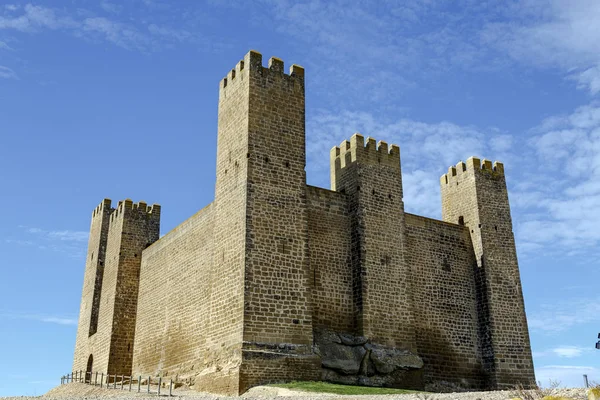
[
  {"left": 331, "top": 133, "right": 400, "bottom": 171},
  {"left": 220, "top": 50, "right": 305, "bottom": 90},
  {"left": 440, "top": 156, "right": 504, "bottom": 185},
  {"left": 92, "top": 198, "right": 113, "bottom": 218},
  {"left": 109, "top": 199, "right": 161, "bottom": 224}
]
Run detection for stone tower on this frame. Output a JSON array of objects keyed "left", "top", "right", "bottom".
[
  {"left": 211, "top": 50, "right": 319, "bottom": 393},
  {"left": 330, "top": 134, "right": 417, "bottom": 352},
  {"left": 73, "top": 199, "right": 160, "bottom": 378},
  {"left": 440, "top": 157, "right": 535, "bottom": 389}
]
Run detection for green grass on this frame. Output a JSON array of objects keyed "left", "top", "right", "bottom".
[{"left": 268, "top": 381, "right": 426, "bottom": 395}]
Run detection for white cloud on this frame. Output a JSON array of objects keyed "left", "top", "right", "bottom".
[
  {"left": 552, "top": 346, "right": 587, "bottom": 358},
  {"left": 528, "top": 296, "right": 600, "bottom": 333},
  {"left": 573, "top": 65, "right": 600, "bottom": 96},
  {"left": 0, "top": 39, "right": 12, "bottom": 50},
  {"left": 0, "top": 65, "right": 17, "bottom": 79},
  {"left": 82, "top": 17, "right": 149, "bottom": 51},
  {"left": 5, "top": 239, "right": 33, "bottom": 246},
  {"left": 0, "top": 4, "right": 77, "bottom": 32},
  {"left": 22, "top": 226, "right": 89, "bottom": 242},
  {"left": 536, "top": 346, "right": 590, "bottom": 359},
  {"left": 481, "top": 1, "right": 600, "bottom": 96},
  {"left": 513, "top": 103, "right": 600, "bottom": 253},
  {"left": 0, "top": 4, "right": 197, "bottom": 52},
  {"left": 0, "top": 312, "right": 77, "bottom": 326},
  {"left": 47, "top": 230, "right": 89, "bottom": 242},
  {"left": 4, "top": 5, "right": 19, "bottom": 12},
  {"left": 148, "top": 24, "right": 191, "bottom": 42},
  {"left": 100, "top": 2, "right": 122, "bottom": 14},
  {"left": 6, "top": 226, "right": 89, "bottom": 258},
  {"left": 306, "top": 109, "right": 509, "bottom": 218}
]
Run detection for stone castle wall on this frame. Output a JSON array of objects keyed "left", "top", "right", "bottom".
[
  {"left": 405, "top": 213, "right": 485, "bottom": 390},
  {"left": 132, "top": 204, "right": 216, "bottom": 387},
  {"left": 73, "top": 50, "right": 535, "bottom": 395},
  {"left": 307, "top": 185, "right": 354, "bottom": 333}
]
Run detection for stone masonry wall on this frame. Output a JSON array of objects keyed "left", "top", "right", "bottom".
[
  {"left": 307, "top": 185, "right": 354, "bottom": 333},
  {"left": 405, "top": 213, "right": 485, "bottom": 390},
  {"left": 132, "top": 204, "right": 214, "bottom": 386},
  {"left": 441, "top": 158, "right": 535, "bottom": 389},
  {"left": 107, "top": 200, "right": 160, "bottom": 375},
  {"left": 74, "top": 199, "right": 160, "bottom": 378},
  {"left": 73, "top": 199, "right": 113, "bottom": 374},
  {"left": 331, "top": 134, "right": 416, "bottom": 352},
  {"left": 239, "top": 51, "right": 319, "bottom": 390}
]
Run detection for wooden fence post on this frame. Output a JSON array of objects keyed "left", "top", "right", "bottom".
[
  {"left": 100, "top": 373, "right": 104, "bottom": 388},
  {"left": 113, "top": 374, "right": 117, "bottom": 389},
  {"left": 121, "top": 375, "right": 124, "bottom": 390},
  {"left": 169, "top": 379, "right": 173, "bottom": 396},
  {"left": 147, "top": 376, "right": 151, "bottom": 393},
  {"left": 95, "top": 372, "right": 98, "bottom": 386},
  {"left": 138, "top": 376, "right": 141, "bottom": 393},
  {"left": 158, "top": 377, "right": 161, "bottom": 396},
  {"left": 129, "top": 375, "right": 132, "bottom": 391}
]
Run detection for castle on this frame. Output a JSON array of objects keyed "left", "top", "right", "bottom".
[{"left": 72, "top": 50, "right": 536, "bottom": 394}]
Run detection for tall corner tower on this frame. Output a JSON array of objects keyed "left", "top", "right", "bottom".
[
  {"left": 73, "top": 199, "right": 113, "bottom": 374},
  {"left": 330, "top": 134, "right": 417, "bottom": 353},
  {"left": 212, "top": 50, "right": 319, "bottom": 394},
  {"left": 73, "top": 199, "right": 160, "bottom": 378},
  {"left": 440, "top": 157, "right": 535, "bottom": 389}
]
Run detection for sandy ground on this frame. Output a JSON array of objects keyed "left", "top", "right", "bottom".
[{"left": 0, "top": 382, "right": 590, "bottom": 400}]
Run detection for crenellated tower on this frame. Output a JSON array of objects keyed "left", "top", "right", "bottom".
[
  {"left": 73, "top": 199, "right": 160, "bottom": 378},
  {"left": 330, "top": 133, "right": 417, "bottom": 353},
  {"left": 211, "top": 50, "right": 319, "bottom": 393},
  {"left": 440, "top": 157, "right": 535, "bottom": 389},
  {"left": 73, "top": 199, "right": 113, "bottom": 376}
]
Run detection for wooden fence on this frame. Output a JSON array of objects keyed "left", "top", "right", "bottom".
[{"left": 61, "top": 370, "right": 175, "bottom": 396}]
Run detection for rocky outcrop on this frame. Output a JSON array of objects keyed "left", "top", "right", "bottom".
[{"left": 315, "top": 329, "right": 424, "bottom": 389}]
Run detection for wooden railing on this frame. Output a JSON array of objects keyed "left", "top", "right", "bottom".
[{"left": 61, "top": 370, "right": 175, "bottom": 396}]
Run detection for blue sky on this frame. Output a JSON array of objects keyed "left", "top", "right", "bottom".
[{"left": 1, "top": 0, "right": 599, "bottom": 396}]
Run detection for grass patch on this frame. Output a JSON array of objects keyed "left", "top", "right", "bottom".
[{"left": 268, "top": 381, "right": 426, "bottom": 395}]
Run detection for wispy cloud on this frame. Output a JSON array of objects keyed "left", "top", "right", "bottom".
[
  {"left": 82, "top": 17, "right": 149, "bottom": 51},
  {"left": 23, "top": 226, "right": 89, "bottom": 242},
  {"left": 0, "top": 312, "right": 77, "bottom": 326},
  {"left": 4, "top": 225, "right": 89, "bottom": 258},
  {"left": 0, "top": 39, "right": 12, "bottom": 50},
  {"left": 528, "top": 296, "right": 600, "bottom": 333},
  {"left": 100, "top": 2, "right": 122, "bottom": 15},
  {"left": 0, "top": 65, "right": 17, "bottom": 79},
  {"left": 480, "top": 1, "right": 600, "bottom": 96},
  {"left": 0, "top": 4, "right": 77, "bottom": 32},
  {"left": 0, "top": 3, "right": 201, "bottom": 53},
  {"left": 534, "top": 346, "right": 590, "bottom": 358},
  {"left": 512, "top": 103, "right": 600, "bottom": 254},
  {"left": 306, "top": 109, "right": 510, "bottom": 218}
]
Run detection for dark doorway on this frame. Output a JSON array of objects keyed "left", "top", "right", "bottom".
[{"left": 86, "top": 354, "right": 93, "bottom": 383}]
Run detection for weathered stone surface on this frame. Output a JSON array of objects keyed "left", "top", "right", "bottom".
[
  {"left": 320, "top": 342, "right": 366, "bottom": 375},
  {"left": 369, "top": 346, "right": 424, "bottom": 374},
  {"left": 339, "top": 333, "right": 367, "bottom": 346},
  {"left": 316, "top": 329, "right": 342, "bottom": 345}
]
